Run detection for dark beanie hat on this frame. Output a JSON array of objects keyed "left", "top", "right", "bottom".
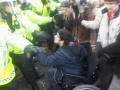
[{"left": 60, "top": 1, "right": 70, "bottom": 7}]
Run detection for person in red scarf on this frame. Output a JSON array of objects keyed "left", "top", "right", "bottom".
[{"left": 96, "top": 0, "right": 120, "bottom": 90}]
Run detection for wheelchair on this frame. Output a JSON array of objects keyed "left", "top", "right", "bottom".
[
  {"left": 73, "top": 85, "right": 101, "bottom": 90},
  {"left": 58, "top": 53, "right": 101, "bottom": 90}
]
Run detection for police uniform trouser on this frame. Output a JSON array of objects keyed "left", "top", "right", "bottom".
[
  {"left": 0, "top": 77, "right": 19, "bottom": 90},
  {"left": 10, "top": 53, "right": 37, "bottom": 86}
]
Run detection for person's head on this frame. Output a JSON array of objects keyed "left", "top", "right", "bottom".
[
  {"left": 54, "top": 29, "right": 73, "bottom": 46},
  {"left": 59, "top": 1, "right": 71, "bottom": 15},
  {"left": 0, "top": 0, "right": 17, "bottom": 14},
  {"left": 104, "top": 0, "right": 120, "bottom": 13}
]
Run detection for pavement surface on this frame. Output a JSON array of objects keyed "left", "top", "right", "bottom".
[{"left": 16, "top": 62, "right": 50, "bottom": 90}]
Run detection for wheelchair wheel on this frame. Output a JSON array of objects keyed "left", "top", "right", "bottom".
[{"left": 73, "top": 85, "right": 101, "bottom": 90}]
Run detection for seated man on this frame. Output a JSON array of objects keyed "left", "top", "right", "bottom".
[{"left": 32, "top": 29, "right": 88, "bottom": 90}]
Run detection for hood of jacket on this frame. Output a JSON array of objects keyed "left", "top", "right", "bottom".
[{"left": 59, "top": 43, "right": 87, "bottom": 63}]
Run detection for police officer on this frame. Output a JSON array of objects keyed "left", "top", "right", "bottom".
[
  {"left": 17, "top": 0, "right": 53, "bottom": 26},
  {"left": 0, "top": 24, "right": 40, "bottom": 90},
  {"left": 0, "top": 0, "right": 44, "bottom": 90}
]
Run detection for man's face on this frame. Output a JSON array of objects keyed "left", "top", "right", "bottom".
[
  {"left": 60, "top": 7, "right": 71, "bottom": 15},
  {"left": 54, "top": 33, "right": 61, "bottom": 44},
  {"left": 4, "top": 5, "right": 14, "bottom": 14},
  {"left": 1, "top": 1, "right": 17, "bottom": 14},
  {"left": 60, "top": 7, "right": 67, "bottom": 14},
  {"left": 105, "top": 1, "right": 119, "bottom": 13}
]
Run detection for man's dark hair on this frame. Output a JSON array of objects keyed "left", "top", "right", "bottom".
[
  {"left": 104, "top": 0, "right": 120, "bottom": 3},
  {"left": 58, "top": 29, "right": 73, "bottom": 45},
  {"left": 60, "top": 1, "right": 70, "bottom": 7}
]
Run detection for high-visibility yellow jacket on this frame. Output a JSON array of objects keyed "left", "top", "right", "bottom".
[
  {"left": 0, "top": 25, "right": 31, "bottom": 85},
  {"left": 1, "top": 12, "right": 40, "bottom": 41},
  {"left": 13, "top": 13, "right": 41, "bottom": 41},
  {"left": 27, "top": 0, "right": 60, "bottom": 16},
  {"left": 22, "top": 10, "right": 52, "bottom": 26},
  {"left": 30, "top": 0, "right": 50, "bottom": 16}
]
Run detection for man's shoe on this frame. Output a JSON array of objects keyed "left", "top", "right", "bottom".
[{"left": 36, "top": 72, "right": 45, "bottom": 79}]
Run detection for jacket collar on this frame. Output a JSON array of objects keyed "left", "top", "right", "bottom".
[
  {"left": 114, "top": 5, "right": 120, "bottom": 17},
  {"left": 102, "top": 5, "right": 120, "bottom": 17}
]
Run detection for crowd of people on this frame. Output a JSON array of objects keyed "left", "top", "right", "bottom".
[{"left": 0, "top": 0, "right": 120, "bottom": 90}]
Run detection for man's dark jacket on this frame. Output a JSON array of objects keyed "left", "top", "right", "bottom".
[{"left": 36, "top": 43, "right": 87, "bottom": 84}]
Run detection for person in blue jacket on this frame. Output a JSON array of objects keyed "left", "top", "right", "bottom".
[{"left": 35, "top": 29, "right": 88, "bottom": 90}]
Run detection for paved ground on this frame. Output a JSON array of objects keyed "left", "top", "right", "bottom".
[{"left": 16, "top": 62, "right": 50, "bottom": 90}]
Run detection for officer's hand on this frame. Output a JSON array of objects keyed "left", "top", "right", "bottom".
[
  {"left": 24, "top": 45, "right": 39, "bottom": 59},
  {"left": 32, "top": 47, "right": 49, "bottom": 62}
]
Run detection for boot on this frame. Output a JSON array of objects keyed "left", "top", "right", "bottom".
[{"left": 31, "top": 84, "right": 40, "bottom": 90}]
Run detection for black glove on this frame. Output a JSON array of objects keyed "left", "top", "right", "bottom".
[
  {"left": 74, "top": 18, "right": 82, "bottom": 24},
  {"left": 24, "top": 45, "right": 39, "bottom": 59},
  {"left": 32, "top": 47, "right": 49, "bottom": 62}
]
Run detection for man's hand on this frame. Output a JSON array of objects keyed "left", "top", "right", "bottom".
[{"left": 74, "top": 18, "right": 82, "bottom": 24}]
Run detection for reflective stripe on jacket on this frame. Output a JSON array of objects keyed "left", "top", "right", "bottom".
[{"left": 0, "top": 25, "right": 31, "bottom": 85}]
